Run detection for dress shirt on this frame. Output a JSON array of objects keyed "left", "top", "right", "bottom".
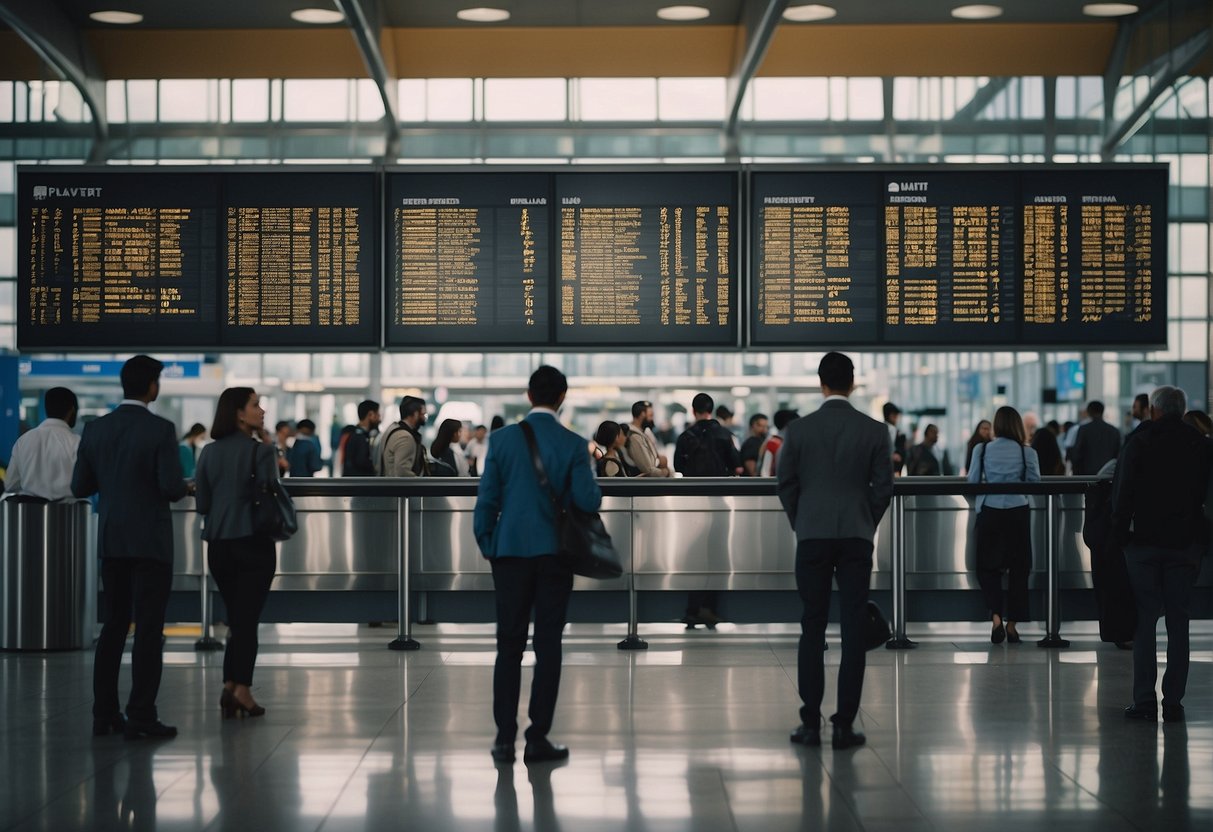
[
  {"left": 119, "top": 399, "right": 149, "bottom": 409},
  {"left": 5, "top": 419, "right": 81, "bottom": 500},
  {"left": 968, "top": 437, "right": 1041, "bottom": 512}
]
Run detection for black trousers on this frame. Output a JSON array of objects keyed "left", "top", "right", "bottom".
[
  {"left": 1125, "top": 542, "right": 1201, "bottom": 708},
  {"left": 490, "top": 555, "right": 574, "bottom": 744},
  {"left": 93, "top": 557, "right": 172, "bottom": 721},
  {"left": 795, "top": 538, "right": 873, "bottom": 727},
  {"left": 208, "top": 536, "right": 277, "bottom": 686},
  {"left": 975, "top": 505, "right": 1032, "bottom": 622}
]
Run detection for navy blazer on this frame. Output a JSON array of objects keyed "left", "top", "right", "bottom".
[
  {"left": 72, "top": 404, "right": 188, "bottom": 563},
  {"left": 474, "top": 412, "right": 602, "bottom": 559}
]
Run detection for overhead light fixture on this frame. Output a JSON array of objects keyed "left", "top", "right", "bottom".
[
  {"left": 1082, "top": 3, "right": 1139, "bottom": 16},
  {"left": 456, "top": 7, "right": 511, "bottom": 22},
  {"left": 782, "top": 4, "right": 837, "bottom": 22},
  {"left": 290, "top": 8, "right": 346, "bottom": 24},
  {"left": 88, "top": 10, "right": 144, "bottom": 25},
  {"left": 951, "top": 4, "right": 1003, "bottom": 19},
  {"left": 656, "top": 5, "right": 711, "bottom": 21}
]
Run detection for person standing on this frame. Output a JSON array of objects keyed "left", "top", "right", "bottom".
[
  {"left": 1070, "top": 400, "right": 1122, "bottom": 476},
  {"left": 1112, "top": 386, "right": 1212, "bottom": 723},
  {"left": 5, "top": 387, "right": 81, "bottom": 500},
  {"left": 343, "top": 400, "right": 380, "bottom": 477},
  {"left": 739, "top": 413, "right": 769, "bottom": 477},
  {"left": 474, "top": 366, "right": 602, "bottom": 765},
  {"left": 883, "top": 402, "right": 907, "bottom": 475},
  {"left": 286, "top": 419, "right": 323, "bottom": 477},
  {"left": 777, "top": 352, "right": 893, "bottom": 750},
  {"left": 466, "top": 425, "right": 490, "bottom": 477},
  {"left": 379, "top": 396, "right": 430, "bottom": 477},
  {"left": 72, "top": 355, "right": 189, "bottom": 740},
  {"left": 905, "top": 424, "right": 953, "bottom": 476},
  {"left": 624, "top": 401, "right": 671, "bottom": 478},
  {"left": 177, "top": 423, "right": 208, "bottom": 480},
  {"left": 194, "top": 388, "right": 280, "bottom": 718}
]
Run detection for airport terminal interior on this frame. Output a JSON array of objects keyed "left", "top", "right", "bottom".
[{"left": 1, "top": 0, "right": 1212, "bottom": 829}]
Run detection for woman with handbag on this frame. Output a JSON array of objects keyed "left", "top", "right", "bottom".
[
  {"left": 968, "top": 406, "right": 1041, "bottom": 644},
  {"left": 194, "top": 387, "right": 280, "bottom": 718}
]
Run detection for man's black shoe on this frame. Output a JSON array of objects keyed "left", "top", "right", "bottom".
[
  {"left": 92, "top": 713, "right": 126, "bottom": 737},
  {"left": 1123, "top": 704, "right": 1158, "bottom": 722},
  {"left": 789, "top": 724, "right": 821, "bottom": 746},
  {"left": 124, "top": 718, "right": 177, "bottom": 740},
  {"left": 490, "top": 743, "right": 516, "bottom": 764},
  {"left": 523, "top": 739, "right": 569, "bottom": 764},
  {"left": 831, "top": 724, "right": 866, "bottom": 750},
  {"left": 1162, "top": 705, "right": 1185, "bottom": 723}
]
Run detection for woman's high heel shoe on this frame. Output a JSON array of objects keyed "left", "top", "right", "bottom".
[{"left": 220, "top": 688, "right": 266, "bottom": 718}]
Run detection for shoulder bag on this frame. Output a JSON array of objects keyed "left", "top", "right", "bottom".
[
  {"left": 519, "top": 421, "right": 623, "bottom": 580},
  {"left": 248, "top": 440, "right": 298, "bottom": 542}
]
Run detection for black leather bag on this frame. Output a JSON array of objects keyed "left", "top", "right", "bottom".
[
  {"left": 863, "top": 601, "right": 891, "bottom": 651},
  {"left": 520, "top": 422, "right": 623, "bottom": 580},
  {"left": 248, "top": 441, "right": 298, "bottom": 542}
]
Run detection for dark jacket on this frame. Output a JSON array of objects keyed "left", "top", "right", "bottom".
[
  {"left": 1070, "top": 417, "right": 1122, "bottom": 475},
  {"left": 1111, "top": 415, "right": 1213, "bottom": 549},
  {"left": 674, "top": 419, "right": 741, "bottom": 477},
  {"left": 343, "top": 426, "right": 374, "bottom": 476},
  {"left": 905, "top": 443, "right": 953, "bottom": 476},
  {"left": 287, "top": 436, "right": 323, "bottom": 477},
  {"left": 195, "top": 434, "right": 280, "bottom": 542},
  {"left": 71, "top": 403, "right": 188, "bottom": 563}
]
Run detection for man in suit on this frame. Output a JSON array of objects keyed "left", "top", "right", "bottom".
[
  {"left": 1070, "top": 400, "right": 1122, "bottom": 475},
  {"left": 883, "top": 402, "right": 906, "bottom": 475},
  {"left": 777, "top": 352, "right": 894, "bottom": 749},
  {"left": 1111, "top": 385, "right": 1212, "bottom": 723},
  {"left": 474, "top": 366, "right": 602, "bottom": 765},
  {"left": 905, "top": 424, "right": 954, "bottom": 476},
  {"left": 73, "top": 355, "right": 190, "bottom": 740}
]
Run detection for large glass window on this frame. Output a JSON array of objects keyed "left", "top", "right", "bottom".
[
  {"left": 579, "top": 79, "right": 657, "bottom": 121},
  {"left": 485, "top": 79, "right": 566, "bottom": 121}
]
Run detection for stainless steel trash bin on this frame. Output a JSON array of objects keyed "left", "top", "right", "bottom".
[{"left": 0, "top": 498, "right": 91, "bottom": 651}]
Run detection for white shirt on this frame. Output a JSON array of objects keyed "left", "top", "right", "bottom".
[
  {"left": 5, "top": 419, "right": 81, "bottom": 500},
  {"left": 119, "top": 399, "right": 149, "bottom": 409}
]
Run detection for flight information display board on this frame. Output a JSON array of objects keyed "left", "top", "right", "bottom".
[
  {"left": 750, "top": 172, "right": 881, "bottom": 346},
  {"left": 386, "top": 173, "right": 550, "bottom": 347},
  {"left": 18, "top": 172, "right": 220, "bottom": 349},
  {"left": 882, "top": 171, "right": 1018, "bottom": 345},
  {"left": 220, "top": 173, "right": 377, "bottom": 348},
  {"left": 555, "top": 172, "right": 737, "bottom": 347},
  {"left": 1019, "top": 169, "right": 1166, "bottom": 345}
]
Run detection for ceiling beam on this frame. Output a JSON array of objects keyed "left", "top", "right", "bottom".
[
  {"left": 953, "top": 78, "right": 1012, "bottom": 121},
  {"left": 335, "top": 0, "right": 401, "bottom": 160},
  {"left": 724, "top": 0, "right": 789, "bottom": 156},
  {"left": 0, "top": 0, "right": 108, "bottom": 162}
]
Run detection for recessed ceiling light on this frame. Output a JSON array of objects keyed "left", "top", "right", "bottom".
[
  {"left": 1082, "top": 3, "right": 1139, "bottom": 16},
  {"left": 456, "top": 7, "right": 511, "bottom": 22},
  {"left": 290, "top": 8, "right": 346, "bottom": 24},
  {"left": 88, "top": 10, "right": 144, "bottom": 25},
  {"left": 657, "top": 5, "right": 711, "bottom": 21},
  {"left": 783, "top": 4, "right": 837, "bottom": 22},
  {"left": 951, "top": 4, "right": 1003, "bottom": 19}
]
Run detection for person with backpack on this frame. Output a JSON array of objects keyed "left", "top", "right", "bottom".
[
  {"left": 379, "top": 396, "right": 431, "bottom": 477},
  {"left": 674, "top": 393, "right": 741, "bottom": 628}
]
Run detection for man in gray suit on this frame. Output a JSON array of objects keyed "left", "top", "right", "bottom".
[
  {"left": 777, "top": 352, "right": 893, "bottom": 750},
  {"left": 73, "top": 355, "right": 190, "bottom": 740}
]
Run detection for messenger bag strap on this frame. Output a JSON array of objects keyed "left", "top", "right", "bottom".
[{"left": 519, "top": 421, "right": 563, "bottom": 517}]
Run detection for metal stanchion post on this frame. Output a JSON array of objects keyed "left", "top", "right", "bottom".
[
  {"left": 195, "top": 552, "right": 222, "bottom": 651},
  {"left": 887, "top": 494, "right": 916, "bottom": 649},
  {"left": 619, "top": 503, "right": 647, "bottom": 650},
  {"left": 1037, "top": 493, "right": 1070, "bottom": 648},
  {"left": 390, "top": 496, "right": 421, "bottom": 651}
]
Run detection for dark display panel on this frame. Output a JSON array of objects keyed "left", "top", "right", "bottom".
[
  {"left": 386, "top": 173, "right": 551, "bottom": 347},
  {"left": 882, "top": 171, "right": 1019, "bottom": 345},
  {"left": 18, "top": 172, "right": 220, "bottom": 349},
  {"left": 220, "top": 173, "right": 377, "bottom": 348},
  {"left": 555, "top": 172, "right": 737, "bottom": 347},
  {"left": 1020, "top": 169, "right": 1166, "bottom": 346},
  {"left": 750, "top": 172, "right": 881, "bottom": 346}
]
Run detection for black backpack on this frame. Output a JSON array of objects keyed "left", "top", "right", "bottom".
[{"left": 681, "top": 426, "right": 728, "bottom": 477}]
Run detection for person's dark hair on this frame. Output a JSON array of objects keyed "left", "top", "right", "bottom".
[
  {"left": 594, "top": 420, "right": 621, "bottom": 449},
  {"left": 44, "top": 387, "right": 77, "bottom": 421},
  {"left": 211, "top": 387, "right": 256, "bottom": 440},
  {"left": 992, "top": 405, "right": 1026, "bottom": 445},
  {"left": 691, "top": 393, "right": 714, "bottom": 415},
  {"left": 528, "top": 365, "right": 568, "bottom": 409},
  {"left": 120, "top": 355, "right": 163, "bottom": 400},
  {"left": 774, "top": 409, "right": 799, "bottom": 431},
  {"left": 1086, "top": 400, "right": 1105, "bottom": 418},
  {"left": 357, "top": 400, "right": 379, "bottom": 422},
  {"left": 715, "top": 404, "right": 734, "bottom": 421},
  {"left": 749, "top": 412, "right": 768, "bottom": 428},
  {"left": 1134, "top": 393, "right": 1150, "bottom": 410},
  {"left": 475, "top": 424, "right": 486, "bottom": 432},
  {"left": 1063, "top": 420, "right": 1074, "bottom": 433},
  {"left": 632, "top": 400, "right": 652, "bottom": 418},
  {"left": 1031, "top": 427, "right": 1065, "bottom": 475},
  {"left": 1046, "top": 419, "right": 1061, "bottom": 435},
  {"left": 1182, "top": 409, "right": 1212, "bottom": 436},
  {"left": 490, "top": 415, "right": 505, "bottom": 431},
  {"left": 182, "top": 422, "right": 207, "bottom": 442},
  {"left": 275, "top": 420, "right": 291, "bottom": 433},
  {"left": 965, "top": 419, "right": 992, "bottom": 472},
  {"left": 883, "top": 401, "right": 901, "bottom": 421},
  {"left": 399, "top": 396, "right": 426, "bottom": 421},
  {"left": 430, "top": 418, "right": 463, "bottom": 461},
  {"left": 818, "top": 352, "right": 854, "bottom": 393},
  {"left": 296, "top": 419, "right": 315, "bottom": 433}
]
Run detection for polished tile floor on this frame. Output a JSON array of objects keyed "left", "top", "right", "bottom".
[{"left": 2, "top": 620, "right": 1211, "bottom": 832}]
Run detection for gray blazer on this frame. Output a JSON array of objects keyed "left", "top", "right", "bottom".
[
  {"left": 776, "top": 399, "right": 894, "bottom": 541},
  {"left": 195, "top": 434, "right": 279, "bottom": 542}
]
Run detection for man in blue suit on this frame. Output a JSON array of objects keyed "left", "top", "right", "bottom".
[
  {"left": 474, "top": 366, "right": 602, "bottom": 765},
  {"left": 73, "top": 355, "right": 190, "bottom": 740}
]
